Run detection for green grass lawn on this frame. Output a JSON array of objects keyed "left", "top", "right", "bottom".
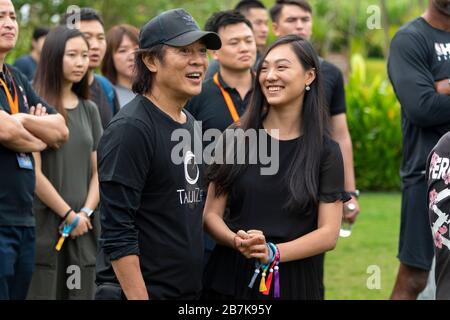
[{"left": 325, "top": 192, "right": 401, "bottom": 300}]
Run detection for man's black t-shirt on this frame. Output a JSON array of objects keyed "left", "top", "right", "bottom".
[
  {"left": 96, "top": 95, "right": 206, "bottom": 299},
  {"left": 0, "top": 65, "right": 55, "bottom": 227},
  {"left": 321, "top": 60, "right": 347, "bottom": 116},
  {"left": 186, "top": 72, "right": 252, "bottom": 134},
  {"left": 427, "top": 133, "right": 450, "bottom": 299},
  {"left": 389, "top": 17, "right": 450, "bottom": 186}
]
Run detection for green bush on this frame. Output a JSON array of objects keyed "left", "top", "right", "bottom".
[{"left": 346, "top": 55, "right": 402, "bottom": 191}]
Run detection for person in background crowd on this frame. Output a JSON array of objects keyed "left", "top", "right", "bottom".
[
  {"left": 0, "top": 0, "right": 68, "bottom": 300},
  {"left": 27, "top": 26, "right": 103, "bottom": 300},
  {"left": 388, "top": 0, "right": 450, "bottom": 300},
  {"left": 235, "top": 0, "right": 269, "bottom": 55},
  {"left": 188, "top": 10, "right": 256, "bottom": 133},
  {"left": 187, "top": 10, "right": 257, "bottom": 267},
  {"left": 102, "top": 24, "right": 139, "bottom": 108},
  {"left": 60, "top": 8, "right": 120, "bottom": 128},
  {"left": 14, "top": 26, "right": 50, "bottom": 82},
  {"left": 205, "top": 0, "right": 269, "bottom": 79}
]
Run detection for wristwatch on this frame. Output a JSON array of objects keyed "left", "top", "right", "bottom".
[
  {"left": 348, "top": 190, "right": 360, "bottom": 199},
  {"left": 80, "top": 207, "right": 94, "bottom": 217}
]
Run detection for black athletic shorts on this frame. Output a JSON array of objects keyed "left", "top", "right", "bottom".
[{"left": 398, "top": 180, "right": 434, "bottom": 270}]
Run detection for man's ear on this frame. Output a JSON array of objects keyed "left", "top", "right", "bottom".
[
  {"left": 272, "top": 22, "right": 280, "bottom": 37},
  {"left": 142, "top": 54, "right": 158, "bottom": 73}
]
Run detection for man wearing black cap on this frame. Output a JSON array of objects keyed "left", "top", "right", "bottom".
[{"left": 95, "top": 9, "right": 221, "bottom": 300}]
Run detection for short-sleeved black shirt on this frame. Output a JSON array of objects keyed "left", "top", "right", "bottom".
[
  {"left": 0, "top": 65, "right": 55, "bottom": 227},
  {"left": 186, "top": 72, "right": 253, "bottom": 134},
  {"left": 427, "top": 133, "right": 450, "bottom": 299},
  {"left": 96, "top": 95, "right": 206, "bottom": 299},
  {"left": 203, "top": 134, "right": 349, "bottom": 299},
  {"left": 321, "top": 60, "right": 347, "bottom": 116}
]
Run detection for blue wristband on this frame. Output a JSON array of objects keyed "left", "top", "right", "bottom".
[
  {"left": 266, "top": 244, "right": 275, "bottom": 264},
  {"left": 267, "top": 242, "right": 277, "bottom": 265},
  {"left": 62, "top": 215, "right": 80, "bottom": 237}
]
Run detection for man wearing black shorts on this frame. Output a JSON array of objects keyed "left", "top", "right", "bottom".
[{"left": 389, "top": 0, "right": 450, "bottom": 299}]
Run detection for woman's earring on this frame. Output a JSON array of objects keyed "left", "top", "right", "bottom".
[{"left": 305, "top": 85, "right": 311, "bottom": 91}]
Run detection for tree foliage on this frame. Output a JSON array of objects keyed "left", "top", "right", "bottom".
[{"left": 10, "top": 0, "right": 427, "bottom": 62}]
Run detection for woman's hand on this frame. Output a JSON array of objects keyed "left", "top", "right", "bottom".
[
  {"left": 69, "top": 213, "right": 93, "bottom": 238},
  {"left": 246, "top": 230, "right": 270, "bottom": 264},
  {"left": 235, "top": 230, "right": 270, "bottom": 264},
  {"left": 234, "top": 230, "right": 251, "bottom": 257}
]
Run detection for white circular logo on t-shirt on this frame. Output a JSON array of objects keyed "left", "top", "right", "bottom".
[{"left": 184, "top": 151, "right": 199, "bottom": 185}]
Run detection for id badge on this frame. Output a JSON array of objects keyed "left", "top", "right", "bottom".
[{"left": 16, "top": 153, "right": 33, "bottom": 170}]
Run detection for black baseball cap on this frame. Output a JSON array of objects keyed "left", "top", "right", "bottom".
[{"left": 139, "top": 9, "right": 222, "bottom": 50}]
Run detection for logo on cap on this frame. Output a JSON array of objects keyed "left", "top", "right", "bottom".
[{"left": 178, "top": 11, "right": 197, "bottom": 27}]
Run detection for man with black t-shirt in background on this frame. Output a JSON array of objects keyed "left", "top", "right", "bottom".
[
  {"left": 186, "top": 10, "right": 257, "bottom": 266},
  {"left": 187, "top": 11, "right": 256, "bottom": 133},
  {"left": 95, "top": 9, "right": 221, "bottom": 300},
  {"left": 389, "top": 0, "right": 450, "bottom": 300},
  {"left": 205, "top": 0, "right": 269, "bottom": 80},
  {"left": 270, "top": 0, "right": 360, "bottom": 220}
]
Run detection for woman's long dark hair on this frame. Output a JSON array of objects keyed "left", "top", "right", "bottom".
[
  {"left": 208, "top": 35, "right": 330, "bottom": 213},
  {"left": 34, "top": 26, "right": 90, "bottom": 121}
]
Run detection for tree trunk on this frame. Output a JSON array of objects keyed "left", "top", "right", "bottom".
[{"left": 380, "top": 0, "right": 391, "bottom": 58}]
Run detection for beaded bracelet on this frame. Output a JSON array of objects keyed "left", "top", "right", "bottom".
[{"left": 248, "top": 242, "right": 281, "bottom": 298}]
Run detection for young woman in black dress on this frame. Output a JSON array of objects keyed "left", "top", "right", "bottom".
[{"left": 203, "top": 35, "right": 349, "bottom": 300}]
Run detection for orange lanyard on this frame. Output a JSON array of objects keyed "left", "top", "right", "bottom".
[
  {"left": 213, "top": 73, "right": 240, "bottom": 123},
  {"left": 0, "top": 69, "right": 18, "bottom": 114}
]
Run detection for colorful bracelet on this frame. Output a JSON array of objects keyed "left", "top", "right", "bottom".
[
  {"left": 273, "top": 246, "right": 281, "bottom": 299},
  {"left": 262, "top": 242, "right": 278, "bottom": 296},
  {"left": 248, "top": 242, "right": 281, "bottom": 299},
  {"left": 55, "top": 215, "right": 80, "bottom": 252}
]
